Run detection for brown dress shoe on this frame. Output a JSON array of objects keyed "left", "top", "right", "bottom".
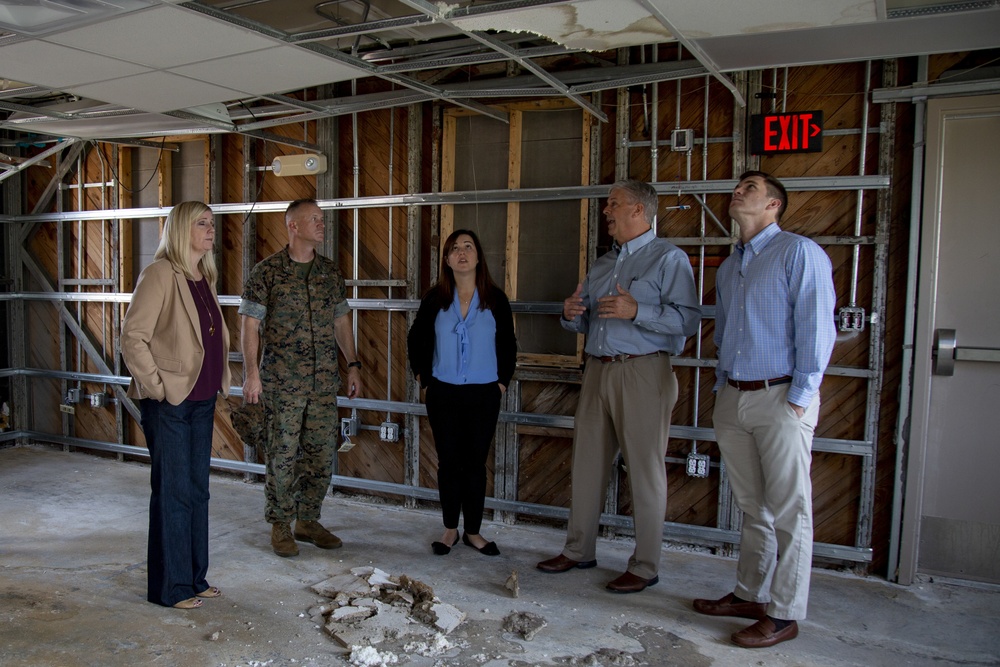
[
  {"left": 731, "top": 618, "right": 798, "bottom": 648},
  {"left": 536, "top": 554, "right": 598, "bottom": 573},
  {"left": 294, "top": 520, "right": 343, "bottom": 549},
  {"left": 692, "top": 592, "right": 768, "bottom": 620},
  {"left": 271, "top": 522, "right": 299, "bottom": 557},
  {"left": 605, "top": 571, "right": 659, "bottom": 593}
]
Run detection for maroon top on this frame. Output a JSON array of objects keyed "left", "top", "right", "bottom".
[{"left": 187, "top": 278, "right": 224, "bottom": 401}]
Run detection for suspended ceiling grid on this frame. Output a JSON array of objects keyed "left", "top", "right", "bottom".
[{"left": 0, "top": 0, "right": 998, "bottom": 147}]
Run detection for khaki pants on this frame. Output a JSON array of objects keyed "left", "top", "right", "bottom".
[
  {"left": 562, "top": 354, "right": 677, "bottom": 579},
  {"left": 713, "top": 382, "right": 820, "bottom": 620}
]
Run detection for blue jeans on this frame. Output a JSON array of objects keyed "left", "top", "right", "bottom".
[{"left": 141, "top": 397, "right": 216, "bottom": 607}]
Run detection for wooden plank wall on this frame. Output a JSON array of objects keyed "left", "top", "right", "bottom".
[{"left": 18, "top": 51, "right": 976, "bottom": 575}]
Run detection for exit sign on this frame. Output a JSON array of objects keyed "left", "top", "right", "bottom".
[{"left": 750, "top": 111, "right": 824, "bottom": 155}]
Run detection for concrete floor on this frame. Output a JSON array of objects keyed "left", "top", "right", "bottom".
[{"left": 1, "top": 444, "right": 998, "bottom": 667}]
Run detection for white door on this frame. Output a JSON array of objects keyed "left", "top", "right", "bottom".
[{"left": 900, "top": 94, "right": 1000, "bottom": 585}]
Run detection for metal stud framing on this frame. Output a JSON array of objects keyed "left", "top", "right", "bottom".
[{"left": 0, "top": 55, "right": 900, "bottom": 565}]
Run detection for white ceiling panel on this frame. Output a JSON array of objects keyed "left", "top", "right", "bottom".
[
  {"left": 46, "top": 5, "right": 279, "bottom": 69},
  {"left": 66, "top": 70, "right": 245, "bottom": 113},
  {"left": 453, "top": 0, "right": 674, "bottom": 51},
  {"left": 695, "top": 9, "right": 1000, "bottom": 71},
  {"left": 645, "top": 0, "right": 878, "bottom": 39},
  {"left": 170, "top": 46, "right": 363, "bottom": 96},
  {"left": 0, "top": 40, "right": 151, "bottom": 89}
]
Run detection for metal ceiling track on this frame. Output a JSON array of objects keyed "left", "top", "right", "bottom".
[
  {"left": 0, "top": 175, "right": 889, "bottom": 224},
  {"left": 394, "top": 0, "right": 607, "bottom": 121}
]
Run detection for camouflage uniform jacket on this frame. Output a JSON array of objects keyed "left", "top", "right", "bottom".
[{"left": 239, "top": 246, "right": 349, "bottom": 396}]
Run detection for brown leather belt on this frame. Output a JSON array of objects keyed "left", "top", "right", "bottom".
[
  {"left": 593, "top": 351, "right": 667, "bottom": 363},
  {"left": 727, "top": 375, "right": 792, "bottom": 391}
]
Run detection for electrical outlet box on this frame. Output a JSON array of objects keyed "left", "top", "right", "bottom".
[
  {"left": 338, "top": 437, "right": 355, "bottom": 453},
  {"left": 379, "top": 422, "right": 399, "bottom": 442},
  {"left": 839, "top": 306, "right": 866, "bottom": 332},
  {"left": 340, "top": 416, "right": 358, "bottom": 438},
  {"left": 671, "top": 129, "right": 694, "bottom": 152},
  {"left": 89, "top": 393, "right": 106, "bottom": 408},
  {"left": 686, "top": 452, "right": 711, "bottom": 478},
  {"left": 59, "top": 404, "right": 76, "bottom": 415},
  {"left": 65, "top": 388, "right": 82, "bottom": 404}
]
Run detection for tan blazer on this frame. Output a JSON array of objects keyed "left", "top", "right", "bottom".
[{"left": 122, "top": 258, "right": 231, "bottom": 405}]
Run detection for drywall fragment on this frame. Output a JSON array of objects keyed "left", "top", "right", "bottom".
[
  {"left": 502, "top": 611, "right": 547, "bottom": 640},
  {"left": 429, "top": 602, "right": 466, "bottom": 634},
  {"left": 330, "top": 605, "right": 375, "bottom": 622},
  {"left": 504, "top": 570, "right": 519, "bottom": 598},
  {"left": 312, "top": 574, "right": 371, "bottom": 598}
]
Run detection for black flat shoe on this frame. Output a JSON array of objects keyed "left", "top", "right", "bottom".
[
  {"left": 431, "top": 534, "right": 459, "bottom": 556},
  {"left": 462, "top": 532, "right": 501, "bottom": 556}
]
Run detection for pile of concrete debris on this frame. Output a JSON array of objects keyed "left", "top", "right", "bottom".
[{"left": 308, "top": 566, "right": 467, "bottom": 665}]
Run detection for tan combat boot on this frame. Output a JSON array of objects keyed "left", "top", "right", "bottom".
[
  {"left": 271, "top": 522, "right": 299, "bottom": 557},
  {"left": 294, "top": 519, "right": 343, "bottom": 549}
]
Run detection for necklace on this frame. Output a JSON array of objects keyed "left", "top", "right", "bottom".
[{"left": 191, "top": 278, "right": 216, "bottom": 336}]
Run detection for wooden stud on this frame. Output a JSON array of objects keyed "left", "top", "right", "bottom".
[
  {"left": 440, "top": 113, "right": 457, "bottom": 256},
  {"left": 117, "top": 147, "right": 133, "bottom": 294},
  {"left": 157, "top": 149, "right": 172, "bottom": 233},
  {"left": 505, "top": 110, "right": 522, "bottom": 300}
]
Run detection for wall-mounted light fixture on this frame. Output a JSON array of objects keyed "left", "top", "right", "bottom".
[{"left": 271, "top": 153, "right": 327, "bottom": 177}]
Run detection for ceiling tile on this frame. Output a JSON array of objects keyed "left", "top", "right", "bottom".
[
  {"left": 453, "top": 0, "right": 673, "bottom": 50},
  {"left": 66, "top": 71, "right": 245, "bottom": 113},
  {"left": 0, "top": 40, "right": 150, "bottom": 88},
  {"left": 170, "top": 46, "right": 363, "bottom": 95},
  {"left": 695, "top": 10, "right": 1000, "bottom": 71},
  {"left": 643, "top": 0, "right": 877, "bottom": 39},
  {"left": 45, "top": 5, "right": 279, "bottom": 69}
]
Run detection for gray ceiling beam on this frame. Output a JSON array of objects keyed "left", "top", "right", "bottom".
[
  {"left": 634, "top": 0, "right": 747, "bottom": 108},
  {"left": 0, "top": 100, "right": 77, "bottom": 120},
  {"left": 257, "top": 62, "right": 697, "bottom": 127},
  {"left": 872, "top": 77, "right": 1000, "bottom": 102},
  {"left": 0, "top": 138, "right": 78, "bottom": 184},
  {"left": 2, "top": 176, "right": 890, "bottom": 224},
  {"left": 163, "top": 109, "right": 323, "bottom": 152}
]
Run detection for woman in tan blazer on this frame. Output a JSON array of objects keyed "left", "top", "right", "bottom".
[{"left": 122, "top": 201, "right": 230, "bottom": 610}]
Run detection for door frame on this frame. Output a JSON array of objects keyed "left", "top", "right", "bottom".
[{"left": 897, "top": 94, "right": 1000, "bottom": 585}]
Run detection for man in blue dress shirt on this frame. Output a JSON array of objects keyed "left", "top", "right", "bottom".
[
  {"left": 693, "top": 171, "right": 836, "bottom": 648},
  {"left": 536, "top": 179, "right": 700, "bottom": 593}
]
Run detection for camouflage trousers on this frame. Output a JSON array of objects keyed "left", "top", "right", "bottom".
[{"left": 262, "top": 393, "right": 339, "bottom": 524}]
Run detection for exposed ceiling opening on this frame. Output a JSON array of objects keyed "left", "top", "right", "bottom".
[{"left": 0, "top": 0, "right": 998, "bottom": 150}]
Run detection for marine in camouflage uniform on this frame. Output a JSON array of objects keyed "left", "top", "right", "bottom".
[{"left": 239, "top": 199, "right": 362, "bottom": 557}]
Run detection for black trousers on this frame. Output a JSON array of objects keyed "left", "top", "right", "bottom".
[{"left": 425, "top": 379, "right": 502, "bottom": 535}]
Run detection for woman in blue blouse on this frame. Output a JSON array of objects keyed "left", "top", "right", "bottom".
[{"left": 408, "top": 229, "right": 516, "bottom": 556}]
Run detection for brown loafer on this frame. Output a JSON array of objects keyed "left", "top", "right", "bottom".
[
  {"left": 731, "top": 618, "right": 798, "bottom": 648},
  {"left": 536, "top": 554, "right": 597, "bottom": 573},
  {"left": 693, "top": 592, "right": 768, "bottom": 620},
  {"left": 605, "top": 571, "right": 659, "bottom": 593}
]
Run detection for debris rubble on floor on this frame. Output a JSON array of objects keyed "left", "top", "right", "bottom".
[{"left": 2, "top": 445, "right": 999, "bottom": 667}]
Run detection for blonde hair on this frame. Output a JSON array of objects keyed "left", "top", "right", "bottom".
[{"left": 153, "top": 201, "right": 218, "bottom": 284}]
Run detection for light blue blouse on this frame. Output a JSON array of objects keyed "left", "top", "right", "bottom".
[{"left": 432, "top": 288, "right": 499, "bottom": 385}]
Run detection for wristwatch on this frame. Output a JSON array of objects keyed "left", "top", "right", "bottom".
[{"left": 347, "top": 360, "right": 363, "bottom": 370}]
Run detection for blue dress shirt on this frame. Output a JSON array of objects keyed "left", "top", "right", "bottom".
[
  {"left": 714, "top": 223, "right": 837, "bottom": 407},
  {"left": 561, "top": 227, "right": 701, "bottom": 356},
  {"left": 432, "top": 289, "right": 500, "bottom": 385}
]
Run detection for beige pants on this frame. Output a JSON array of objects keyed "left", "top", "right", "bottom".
[
  {"left": 713, "top": 382, "right": 820, "bottom": 620},
  {"left": 562, "top": 354, "right": 677, "bottom": 579}
]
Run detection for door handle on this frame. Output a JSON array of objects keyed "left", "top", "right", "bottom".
[{"left": 933, "top": 328, "right": 1000, "bottom": 376}]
